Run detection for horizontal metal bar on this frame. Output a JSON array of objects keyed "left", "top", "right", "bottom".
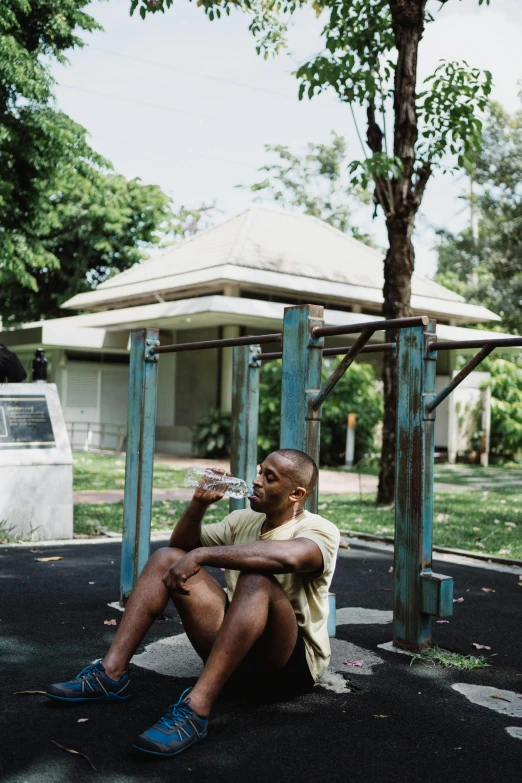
[
  {"left": 313, "top": 329, "right": 374, "bottom": 410},
  {"left": 429, "top": 337, "right": 522, "bottom": 351},
  {"left": 258, "top": 342, "right": 396, "bottom": 361},
  {"left": 427, "top": 345, "right": 495, "bottom": 413},
  {"left": 312, "top": 315, "right": 429, "bottom": 339},
  {"left": 154, "top": 333, "right": 281, "bottom": 354}
]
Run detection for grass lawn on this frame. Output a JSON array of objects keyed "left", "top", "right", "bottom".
[
  {"left": 73, "top": 452, "right": 186, "bottom": 491},
  {"left": 74, "top": 484, "right": 522, "bottom": 560},
  {"left": 71, "top": 455, "right": 522, "bottom": 559}
]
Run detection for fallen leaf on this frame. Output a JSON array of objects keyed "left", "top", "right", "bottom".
[
  {"left": 505, "top": 522, "right": 517, "bottom": 528},
  {"left": 453, "top": 597, "right": 465, "bottom": 603},
  {"left": 499, "top": 549, "right": 511, "bottom": 555},
  {"left": 481, "top": 588, "right": 496, "bottom": 593},
  {"left": 339, "top": 537, "right": 350, "bottom": 549},
  {"left": 475, "top": 543, "right": 485, "bottom": 549},
  {"left": 472, "top": 643, "right": 491, "bottom": 650},
  {"left": 472, "top": 527, "right": 480, "bottom": 532},
  {"left": 343, "top": 660, "right": 364, "bottom": 667},
  {"left": 77, "top": 719, "right": 89, "bottom": 723},
  {"left": 104, "top": 619, "right": 117, "bottom": 626},
  {"left": 48, "top": 740, "right": 97, "bottom": 772},
  {"left": 388, "top": 566, "right": 393, "bottom": 573},
  {"left": 35, "top": 556, "right": 63, "bottom": 562},
  {"left": 29, "top": 549, "right": 42, "bottom": 553},
  {"left": 14, "top": 690, "right": 46, "bottom": 695},
  {"left": 436, "top": 620, "right": 449, "bottom": 624},
  {"left": 88, "top": 582, "right": 95, "bottom": 585},
  {"left": 490, "top": 695, "right": 511, "bottom": 702},
  {"left": 372, "top": 714, "right": 389, "bottom": 718}
]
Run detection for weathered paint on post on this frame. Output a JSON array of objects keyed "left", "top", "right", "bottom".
[
  {"left": 120, "top": 328, "right": 159, "bottom": 605},
  {"left": 393, "top": 321, "right": 453, "bottom": 649},
  {"left": 230, "top": 345, "right": 261, "bottom": 513},
  {"left": 280, "top": 305, "right": 324, "bottom": 513}
]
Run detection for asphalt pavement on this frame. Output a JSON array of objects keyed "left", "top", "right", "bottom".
[{"left": 1, "top": 538, "right": 521, "bottom": 783}]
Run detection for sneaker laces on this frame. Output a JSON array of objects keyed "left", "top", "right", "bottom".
[
  {"left": 157, "top": 698, "right": 195, "bottom": 735},
  {"left": 75, "top": 661, "right": 103, "bottom": 681}
]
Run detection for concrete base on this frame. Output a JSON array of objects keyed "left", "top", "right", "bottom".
[
  {"left": 0, "top": 383, "right": 73, "bottom": 540},
  {"left": 0, "top": 464, "right": 73, "bottom": 540}
]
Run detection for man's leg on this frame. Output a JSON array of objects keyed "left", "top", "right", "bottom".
[
  {"left": 187, "top": 572, "right": 298, "bottom": 717},
  {"left": 103, "top": 547, "right": 226, "bottom": 679},
  {"left": 47, "top": 546, "right": 227, "bottom": 701}
]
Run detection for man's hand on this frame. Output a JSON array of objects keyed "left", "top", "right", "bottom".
[
  {"left": 163, "top": 551, "right": 202, "bottom": 595},
  {"left": 192, "top": 468, "right": 232, "bottom": 506}
]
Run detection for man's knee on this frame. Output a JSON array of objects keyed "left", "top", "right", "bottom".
[
  {"left": 149, "top": 546, "right": 186, "bottom": 570},
  {"left": 235, "top": 571, "right": 277, "bottom": 595}
]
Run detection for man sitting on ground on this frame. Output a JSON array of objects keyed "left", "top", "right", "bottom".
[{"left": 46, "top": 449, "right": 340, "bottom": 758}]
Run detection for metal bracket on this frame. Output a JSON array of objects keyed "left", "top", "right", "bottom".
[
  {"left": 420, "top": 571, "right": 454, "bottom": 617},
  {"left": 145, "top": 339, "right": 160, "bottom": 362},
  {"left": 248, "top": 344, "right": 261, "bottom": 368}
]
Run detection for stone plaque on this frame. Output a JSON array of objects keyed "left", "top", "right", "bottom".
[{"left": 0, "top": 395, "right": 55, "bottom": 449}]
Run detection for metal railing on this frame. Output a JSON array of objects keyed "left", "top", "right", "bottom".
[{"left": 66, "top": 421, "right": 127, "bottom": 452}]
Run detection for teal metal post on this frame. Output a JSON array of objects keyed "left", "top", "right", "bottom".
[
  {"left": 230, "top": 344, "right": 261, "bottom": 512},
  {"left": 393, "top": 322, "right": 453, "bottom": 650},
  {"left": 120, "top": 328, "right": 159, "bottom": 604},
  {"left": 280, "top": 305, "right": 324, "bottom": 513}
]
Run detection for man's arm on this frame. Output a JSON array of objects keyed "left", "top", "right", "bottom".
[
  {"left": 169, "top": 473, "right": 230, "bottom": 551},
  {"left": 164, "top": 538, "right": 323, "bottom": 594},
  {"left": 168, "top": 498, "right": 208, "bottom": 551}
]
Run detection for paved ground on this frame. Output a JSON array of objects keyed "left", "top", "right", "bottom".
[
  {"left": 73, "top": 462, "right": 463, "bottom": 504},
  {"left": 1, "top": 538, "right": 521, "bottom": 783}
]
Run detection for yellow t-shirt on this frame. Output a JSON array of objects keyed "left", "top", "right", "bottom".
[{"left": 200, "top": 508, "right": 340, "bottom": 681}]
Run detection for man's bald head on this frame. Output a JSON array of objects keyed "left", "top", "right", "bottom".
[{"left": 270, "top": 449, "right": 319, "bottom": 497}]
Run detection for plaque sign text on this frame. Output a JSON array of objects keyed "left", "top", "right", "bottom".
[{"left": 0, "top": 396, "right": 56, "bottom": 449}]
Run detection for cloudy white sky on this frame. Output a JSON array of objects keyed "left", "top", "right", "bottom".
[{"left": 52, "top": 0, "right": 522, "bottom": 278}]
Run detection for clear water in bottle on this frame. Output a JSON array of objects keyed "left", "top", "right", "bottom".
[{"left": 185, "top": 466, "right": 253, "bottom": 500}]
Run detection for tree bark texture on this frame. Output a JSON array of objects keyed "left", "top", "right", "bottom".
[{"left": 376, "top": 1, "right": 427, "bottom": 504}]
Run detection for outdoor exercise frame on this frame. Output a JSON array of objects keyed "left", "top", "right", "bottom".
[{"left": 120, "top": 305, "right": 522, "bottom": 651}]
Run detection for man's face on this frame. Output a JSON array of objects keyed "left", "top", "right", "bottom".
[{"left": 248, "top": 453, "right": 304, "bottom": 514}]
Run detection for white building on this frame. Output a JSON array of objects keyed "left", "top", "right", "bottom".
[{"left": 1, "top": 207, "right": 506, "bottom": 459}]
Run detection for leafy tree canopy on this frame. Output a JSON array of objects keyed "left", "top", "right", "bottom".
[
  {"left": 0, "top": 0, "right": 100, "bottom": 287},
  {"left": 435, "top": 98, "right": 522, "bottom": 335}
]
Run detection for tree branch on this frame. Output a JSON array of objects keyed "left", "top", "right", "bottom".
[{"left": 410, "top": 160, "right": 432, "bottom": 209}]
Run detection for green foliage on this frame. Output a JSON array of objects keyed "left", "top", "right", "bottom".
[
  {"left": 258, "top": 359, "right": 383, "bottom": 465},
  {"left": 240, "top": 132, "right": 373, "bottom": 242},
  {"left": 435, "top": 99, "right": 522, "bottom": 334},
  {"left": 0, "top": 140, "right": 175, "bottom": 323},
  {"left": 417, "top": 60, "right": 492, "bottom": 170},
  {"left": 192, "top": 408, "right": 232, "bottom": 458},
  {"left": 483, "top": 358, "right": 522, "bottom": 462},
  {"left": 0, "top": 0, "right": 101, "bottom": 288}
]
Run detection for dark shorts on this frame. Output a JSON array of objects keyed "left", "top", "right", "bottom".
[{"left": 223, "top": 600, "right": 315, "bottom": 703}]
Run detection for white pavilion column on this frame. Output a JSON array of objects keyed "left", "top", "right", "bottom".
[{"left": 220, "top": 326, "right": 240, "bottom": 413}]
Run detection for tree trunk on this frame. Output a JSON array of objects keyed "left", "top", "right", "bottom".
[
  {"left": 377, "top": 215, "right": 415, "bottom": 504},
  {"left": 376, "top": 2, "right": 426, "bottom": 504}
]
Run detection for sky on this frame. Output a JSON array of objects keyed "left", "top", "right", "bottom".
[{"left": 52, "top": 0, "right": 522, "bottom": 278}]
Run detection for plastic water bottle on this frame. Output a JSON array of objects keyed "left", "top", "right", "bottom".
[{"left": 185, "top": 466, "right": 253, "bottom": 500}]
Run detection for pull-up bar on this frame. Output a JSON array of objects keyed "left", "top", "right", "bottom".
[
  {"left": 258, "top": 342, "right": 396, "bottom": 361},
  {"left": 154, "top": 333, "right": 281, "bottom": 354},
  {"left": 312, "top": 315, "right": 429, "bottom": 339},
  {"left": 429, "top": 337, "right": 522, "bottom": 351}
]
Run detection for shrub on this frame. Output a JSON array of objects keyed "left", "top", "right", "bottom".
[
  {"left": 191, "top": 408, "right": 231, "bottom": 458},
  {"left": 258, "top": 359, "right": 383, "bottom": 466},
  {"left": 483, "top": 357, "right": 522, "bottom": 461}
]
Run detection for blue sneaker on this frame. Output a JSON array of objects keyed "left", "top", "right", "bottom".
[
  {"left": 46, "top": 659, "right": 131, "bottom": 702},
  {"left": 133, "top": 688, "right": 208, "bottom": 757}
]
